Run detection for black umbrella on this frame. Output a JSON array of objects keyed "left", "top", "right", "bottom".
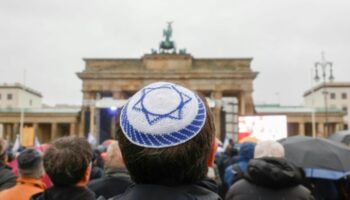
[
  {"left": 328, "top": 131, "right": 350, "bottom": 146},
  {"left": 280, "top": 136, "right": 350, "bottom": 172}
]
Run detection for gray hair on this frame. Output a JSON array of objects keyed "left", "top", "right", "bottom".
[
  {"left": 19, "top": 162, "right": 44, "bottom": 179},
  {"left": 254, "top": 140, "right": 285, "bottom": 159}
]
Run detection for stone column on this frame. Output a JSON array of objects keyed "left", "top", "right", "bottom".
[
  {"left": 239, "top": 91, "right": 255, "bottom": 115},
  {"left": 51, "top": 123, "right": 57, "bottom": 141},
  {"left": 335, "top": 123, "right": 341, "bottom": 132},
  {"left": 298, "top": 122, "right": 305, "bottom": 136},
  {"left": 12, "top": 123, "right": 19, "bottom": 142},
  {"left": 212, "top": 91, "right": 222, "bottom": 139},
  {"left": 317, "top": 123, "right": 324, "bottom": 137},
  {"left": 70, "top": 123, "right": 76, "bottom": 136},
  {"left": 6, "top": 124, "right": 12, "bottom": 141},
  {"left": 239, "top": 92, "right": 246, "bottom": 115},
  {"left": 2, "top": 124, "right": 8, "bottom": 140},
  {"left": 90, "top": 106, "right": 95, "bottom": 137},
  {"left": 79, "top": 108, "right": 86, "bottom": 137},
  {"left": 81, "top": 91, "right": 95, "bottom": 138}
]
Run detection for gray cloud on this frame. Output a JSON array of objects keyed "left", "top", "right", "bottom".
[{"left": 1, "top": 0, "right": 349, "bottom": 106}]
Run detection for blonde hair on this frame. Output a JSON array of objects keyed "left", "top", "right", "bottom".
[{"left": 254, "top": 140, "right": 285, "bottom": 159}]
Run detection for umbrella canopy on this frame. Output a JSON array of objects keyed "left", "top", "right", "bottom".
[
  {"left": 328, "top": 131, "right": 350, "bottom": 146},
  {"left": 280, "top": 136, "right": 350, "bottom": 172},
  {"left": 304, "top": 168, "right": 350, "bottom": 180},
  {"left": 278, "top": 135, "right": 308, "bottom": 143}
]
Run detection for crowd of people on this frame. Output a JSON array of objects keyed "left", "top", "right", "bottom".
[{"left": 0, "top": 81, "right": 349, "bottom": 200}]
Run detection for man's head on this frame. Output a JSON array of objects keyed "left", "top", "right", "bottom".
[
  {"left": 254, "top": 140, "right": 285, "bottom": 158},
  {"left": 17, "top": 148, "right": 44, "bottom": 179},
  {"left": 117, "top": 82, "right": 215, "bottom": 186},
  {"left": 44, "top": 137, "right": 93, "bottom": 186},
  {"left": 104, "top": 141, "right": 125, "bottom": 170}
]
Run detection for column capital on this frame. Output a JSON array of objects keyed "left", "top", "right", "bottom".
[
  {"left": 211, "top": 91, "right": 223, "bottom": 100},
  {"left": 113, "top": 90, "right": 125, "bottom": 99}
]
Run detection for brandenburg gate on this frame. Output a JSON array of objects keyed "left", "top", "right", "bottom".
[{"left": 77, "top": 23, "right": 258, "bottom": 142}]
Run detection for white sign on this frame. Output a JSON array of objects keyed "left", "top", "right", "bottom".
[{"left": 239, "top": 115, "right": 287, "bottom": 141}]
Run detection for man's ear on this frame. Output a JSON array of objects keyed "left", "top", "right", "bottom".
[{"left": 76, "top": 164, "right": 92, "bottom": 187}]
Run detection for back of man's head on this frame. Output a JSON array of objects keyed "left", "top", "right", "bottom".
[
  {"left": 117, "top": 82, "right": 215, "bottom": 186},
  {"left": 254, "top": 140, "right": 285, "bottom": 158},
  {"left": 17, "top": 148, "right": 44, "bottom": 179},
  {"left": 105, "top": 141, "right": 125, "bottom": 170},
  {"left": 44, "top": 137, "right": 93, "bottom": 186}
]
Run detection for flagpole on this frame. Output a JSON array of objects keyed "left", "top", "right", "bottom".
[{"left": 19, "top": 69, "right": 26, "bottom": 142}]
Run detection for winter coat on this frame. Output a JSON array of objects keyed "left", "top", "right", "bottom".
[
  {"left": 88, "top": 168, "right": 132, "bottom": 199},
  {"left": 0, "top": 163, "right": 17, "bottom": 192},
  {"left": 90, "top": 166, "right": 104, "bottom": 181},
  {"left": 0, "top": 177, "right": 46, "bottom": 200},
  {"left": 224, "top": 142, "right": 255, "bottom": 187},
  {"left": 31, "top": 186, "right": 96, "bottom": 200},
  {"left": 110, "top": 179, "right": 222, "bottom": 200},
  {"left": 225, "top": 157, "right": 314, "bottom": 200}
]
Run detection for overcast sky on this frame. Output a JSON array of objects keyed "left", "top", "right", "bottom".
[{"left": 1, "top": 0, "right": 349, "bottom": 106}]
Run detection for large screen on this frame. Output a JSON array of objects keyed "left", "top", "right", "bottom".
[{"left": 238, "top": 115, "right": 287, "bottom": 142}]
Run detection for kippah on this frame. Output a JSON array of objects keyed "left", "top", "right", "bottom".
[
  {"left": 120, "top": 82, "right": 206, "bottom": 148},
  {"left": 17, "top": 148, "right": 42, "bottom": 170}
]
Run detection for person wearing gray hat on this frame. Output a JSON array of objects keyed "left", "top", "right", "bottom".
[{"left": 225, "top": 141, "right": 314, "bottom": 200}]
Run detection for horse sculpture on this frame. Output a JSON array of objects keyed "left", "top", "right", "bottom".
[{"left": 159, "top": 22, "right": 176, "bottom": 53}]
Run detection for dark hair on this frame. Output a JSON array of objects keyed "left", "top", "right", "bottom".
[
  {"left": 44, "top": 137, "right": 93, "bottom": 186},
  {"left": 18, "top": 148, "right": 43, "bottom": 178},
  {"left": 18, "top": 148, "right": 42, "bottom": 170},
  {"left": 116, "top": 94, "right": 215, "bottom": 186}
]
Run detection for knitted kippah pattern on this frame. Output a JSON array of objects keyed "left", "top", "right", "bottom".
[{"left": 120, "top": 82, "right": 206, "bottom": 148}]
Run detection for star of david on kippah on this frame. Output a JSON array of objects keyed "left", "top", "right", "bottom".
[{"left": 132, "top": 84, "right": 192, "bottom": 125}]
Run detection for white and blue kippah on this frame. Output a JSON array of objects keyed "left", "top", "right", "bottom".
[{"left": 120, "top": 82, "right": 207, "bottom": 148}]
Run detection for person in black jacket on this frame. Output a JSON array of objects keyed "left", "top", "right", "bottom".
[
  {"left": 90, "top": 149, "right": 104, "bottom": 181},
  {"left": 110, "top": 82, "right": 221, "bottom": 200},
  {"left": 31, "top": 137, "right": 95, "bottom": 200},
  {"left": 88, "top": 141, "right": 132, "bottom": 199},
  {"left": 0, "top": 139, "right": 16, "bottom": 192},
  {"left": 225, "top": 140, "right": 314, "bottom": 200}
]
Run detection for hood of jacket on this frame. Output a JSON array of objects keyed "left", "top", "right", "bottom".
[
  {"left": 236, "top": 142, "right": 255, "bottom": 162},
  {"left": 245, "top": 157, "right": 305, "bottom": 189}
]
